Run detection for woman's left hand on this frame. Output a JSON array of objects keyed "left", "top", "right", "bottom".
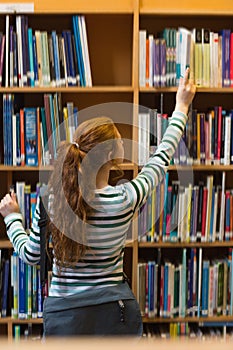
[{"left": 0, "top": 192, "right": 20, "bottom": 218}]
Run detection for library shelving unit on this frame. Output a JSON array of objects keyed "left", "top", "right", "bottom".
[
  {"left": 137, "top": 0, "right": 233, "bottom": 339},
  {"left": 0, "top": 0, "right": 138, "bottom": 340},
  {"left": 0, "top": 0, "right": 233, "bottom": 341}
]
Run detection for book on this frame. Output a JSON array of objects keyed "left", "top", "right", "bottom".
[
  {"left": 1, "top": 258, "right": 10, "bottom": 317},
  {"left": 202, "top": 28, "right": 210, "bottom": 87},
  {"left": 51, "top": 31, "right": 61, "bottom": 87},
  {"left": 201, "top": 260, "right": 210, "bottom": 316},
  {"left": 72, "top": 15, "right": 85, "bottom": 86},
  {"left": 24, "top": 107, "right": 38, "bottom": 166},
  {"left": 193, "top": 28, "right": 203, "bottom": 86}
]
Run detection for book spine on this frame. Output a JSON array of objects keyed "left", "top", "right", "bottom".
[
  {"left": 1, "top": 259, "right": 10, "bottom": 317},
  {"left": 24, "top": 107, "right": 38, "bottom": 166}
]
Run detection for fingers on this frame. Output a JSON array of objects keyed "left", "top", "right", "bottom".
[
  {"left": 0, "top": 194, "right": 14, "bottom": 207},
  {"left": 11, "top": 191, "right": 17, "bottom": 203},
  {"left": 184, "top": 67, "right": 190, "bottom": 82}
]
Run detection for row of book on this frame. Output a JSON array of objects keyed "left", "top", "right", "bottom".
[
  {"left": 138, "top": 107, "right": 233, "bottom": 166},
  {"left": 137, "top": 248, "right": 233, "bottom": 319},
  {"left": 0, "top": 249, "right": 47, "bottom": 319},
  {"left": 143, "top": 323, "right": 233, "bottom": 339},
  {"left": 139, "top": 27, "right": 233, "bottom": 88},
  {"left": 1, "top": 14, "right": 92, "bottom": 88},
  {"left": 2, "top": 93, "right": 78, "bottom": 166},
  {"left": 138, "top": 174, "right": 229, "bottom": 243}
]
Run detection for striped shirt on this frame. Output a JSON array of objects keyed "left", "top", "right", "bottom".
[{"left": 5, "top": 111, "right": 187, "bottom": 297}]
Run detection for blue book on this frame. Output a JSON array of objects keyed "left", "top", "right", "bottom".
[
  {"left": 148, "top": 261, "right": 155, "bottom": 318},
  {"left": 48, "top": 94, "right": 57, "bottom": 159},
  {"left": 62, "top": 31, "right": 71, "bottom": 86},
  {"left": 66, "top": 30, "right": 76, "bottom": 86},
  {"left": 18, "top": 258, "right": 26, "bottom": 319},
  {"left": 72, "top": 15, "right": 85, "bottom": 86},
  {"left": 24, "top": 107, "right": 38, "bottom": 166},
  {"left": 3, "top": 94, "right": 13, "bottom": 165},
  {"left": 201, "top": 260, "right": 209, "bottom": 317},
  {"left": 37, "top": 266, "right": 43, "bottom": 318},
  {"left": 24, "top": 184, "right": 31, "bottom": 230},
  {"left": 51, "top": 31, "right": 61, "bottom": 86},
  {"left": 27, "top": 27, "right": 35, "bottom": 87},
  {"left": 73, "top": 106, "right": 78, "bottom": 129},
  {"left": 32, "top": 35, "right": 39, "bottom": 86}
]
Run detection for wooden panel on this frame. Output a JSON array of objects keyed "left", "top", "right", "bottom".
[
  {"left": 140, "top": 0, "right": 233, "bottom": 14},
  {"left": 0, "top": 0, "right": 134, "bottom": 13}
]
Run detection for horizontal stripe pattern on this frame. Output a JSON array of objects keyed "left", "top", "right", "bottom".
[{"left": 4, "top": 111, "right": 187, "bottom": 297}]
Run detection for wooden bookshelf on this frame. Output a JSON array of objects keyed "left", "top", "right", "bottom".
[{"left": 0, "top": 0, "right": 233, "bottom": 341}]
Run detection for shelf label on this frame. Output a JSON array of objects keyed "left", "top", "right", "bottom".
[{"left": 0, "top": 3, "right": 34, "bottom": 13}]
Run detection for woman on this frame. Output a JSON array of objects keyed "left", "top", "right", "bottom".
[{"left": 0, "top": 68, "right": 196, "bottom": 336}]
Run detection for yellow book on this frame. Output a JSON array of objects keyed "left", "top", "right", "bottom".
[
  {"left": 193, "top": 28, "right": 203, "bottom": 86},
  {"left": 63, "top": 106, "right": 70, "bottom": 142}
]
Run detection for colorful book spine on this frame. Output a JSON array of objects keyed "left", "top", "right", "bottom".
[{"left": 24, "top": 107, "right": 38, "bottom": 166}]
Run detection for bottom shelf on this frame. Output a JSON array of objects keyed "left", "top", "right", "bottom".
[
  {"left": 143, "top": 320, "right": 233, "bottom": 340},
  {"left": 0, "top": 318, "right": 43, "bottom": 340}
]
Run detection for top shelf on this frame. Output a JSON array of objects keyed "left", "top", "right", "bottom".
[
  {"left": 0, "top": 0, "right": 135, "bottom": 14},
  {"left": 139, "top": 0, "right": 233, "bottom": 15},
  {"left": 0, "top": 0, "right": 232, "bottom": 15}
]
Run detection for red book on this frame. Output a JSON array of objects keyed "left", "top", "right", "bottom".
[
  {"left": 217, "top": 106, "right": 222, "bottom": 163},
  {"left": 43, "top": 94, "right": 54, "bottom": 163},
  {"left": 159, "top": 265, "right": 164, "bottom": 317},
  {"left": 37, "top": 107, "right": 41, "bottom": 165}
]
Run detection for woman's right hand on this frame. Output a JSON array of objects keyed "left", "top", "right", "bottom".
[
  {"left": 175, "top": 67, "right": 196, "bottom": 115},
  {"left": 0, "top": 192, "right": 20, "bottom": 218}
]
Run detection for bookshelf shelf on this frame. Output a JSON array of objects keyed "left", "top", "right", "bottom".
[
  {"left": 140, "top": 87, "right": 233, "bottom": 94},
  {"left": 0, "top": 162, "right": 136, "bottom": 172},
  {"left": 142, "top": 316, "right": 233, "bottom": 323},
  {"left": 0, "top": 317, "right": 43, "bottom": 324},
  {"left": 139, "top": 242, "right": 233, "bottom": 248},
  {"left": 0, "top": 86, "right": 134, "bottom": 93},
  {"left": 0, "top": 240, "right": 12, "bottom": 248}
]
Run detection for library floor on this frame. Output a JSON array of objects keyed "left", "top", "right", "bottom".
[{"left": 1, "top": 338, "right": 233, "bottom": 349}]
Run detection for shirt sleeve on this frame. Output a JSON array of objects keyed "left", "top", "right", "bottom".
[
  {"left": 4, "top": 196, "right": 41, "bottom": 265},
  {"left": 123, "top": 110, "right": 188, "bottom": 211}
]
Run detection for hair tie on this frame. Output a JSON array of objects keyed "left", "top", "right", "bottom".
[{"left": 71, "top": 141, "right": 79, "bottom": 149}]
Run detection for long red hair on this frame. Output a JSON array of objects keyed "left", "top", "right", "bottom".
[{"left": 47, "top": 116, "right": 121, "bottom": 267}]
